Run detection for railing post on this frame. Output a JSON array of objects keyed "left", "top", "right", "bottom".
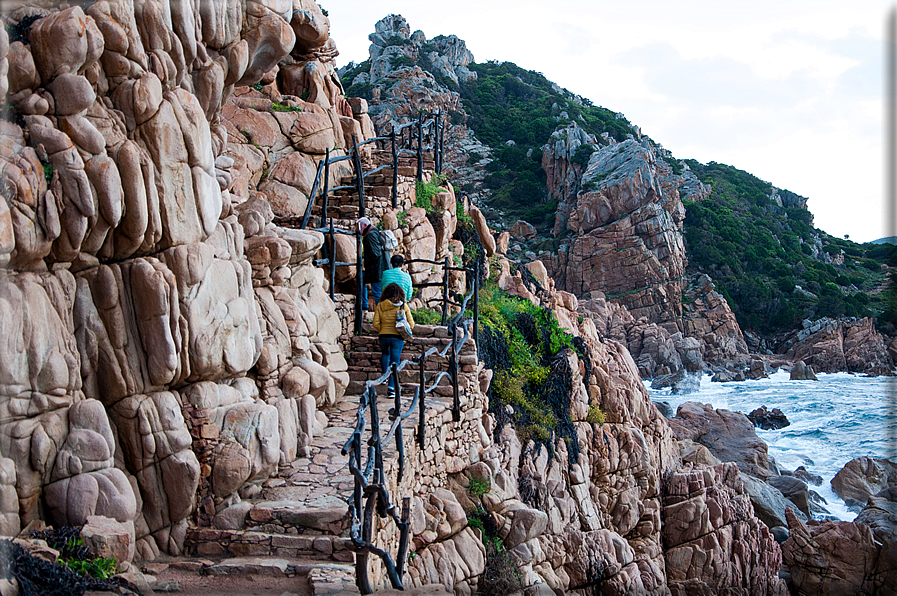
[
  {"left": 416, "top": 112, "right": 423, "bottom": 182},
  {"left": 435, "top": 111, "right": 442, "bottom": 175},
  {"left": 355, "top": 228, "right": 364, "bottom": 334},
  {"left": 329, "top": 218, "right": 336, "bottom": 301},
  {"left": 450, "top": 320, "right": 460, "bottom": 422},
  {"left": 396, "top": 497, "right": 411, "bottom": 579},
  {"left": 417, "top": 353, "right": 426, "bottom": 448},
  {"left": 473, "top": 259, "right": 480, "bottom": 345},
  {"left": 352, "top": 135, "right": 366, "bottom": 219},
  {"left": 441, "top": 256, "right": 450, "bottom": 326},
  {"left": 300, "top": 160, "right": 324, "bottom": 230},
  {"left": 321, "top": 148, "right": 330, "bottom": 229},
  {"left": 391, "top": 362, "right": 406, "bottom": 482},
  {"left": 391, "top": 130, "right": 398, "bottom": 209},
  {"left": 368, "top": 385, "right": 384, "bottom": 479}
]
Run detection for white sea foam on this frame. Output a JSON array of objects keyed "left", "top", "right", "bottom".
[{"left": 648, "top": 371, "right": 897, "bottom": 521}]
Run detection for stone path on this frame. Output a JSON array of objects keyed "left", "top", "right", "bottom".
[{"left": 182, "top": 320, "right": 467, "bottom": 594}]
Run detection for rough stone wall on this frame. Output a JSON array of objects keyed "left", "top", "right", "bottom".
[{"left": 0, "top": 0, "right": 372, "bottom": 559}]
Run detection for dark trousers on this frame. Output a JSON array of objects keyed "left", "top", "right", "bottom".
[{"left": 378, "top": 335, "right": 404, "bottom": 392}]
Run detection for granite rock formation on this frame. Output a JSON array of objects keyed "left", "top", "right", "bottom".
[
  {"left": 779, "top": 317, "right": 893, "bottom": 376},
  {"left": 0, "top": 0, "right": 365, "bottom": 558}
]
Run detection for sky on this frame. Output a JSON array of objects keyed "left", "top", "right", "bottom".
[{"left": 325, "top": 0, "right": 894, "bottom": 243}]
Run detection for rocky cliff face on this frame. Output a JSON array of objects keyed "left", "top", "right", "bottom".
[
  {"left": 779, "top": 317, "right": 893, "bottom": 376},
  {"left": 0, "top": 0, "right": 373, "bottom": 559},
  {"left": 541, "top": 135, "right": 749, "bottom": 375},
  {"left": 472, "top": 255, "right": 788, "bottom": 595},
  {"left": 339, "top": 15, "right": 493, "bottom": 204},
  {"left": 546, "top": 138, "right": 693, "bottom": 332}
]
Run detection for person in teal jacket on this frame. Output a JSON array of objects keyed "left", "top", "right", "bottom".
[{"left": 380, "top": 255, "right": 413, "bottom": 304}]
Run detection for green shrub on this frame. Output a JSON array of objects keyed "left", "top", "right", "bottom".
[
  {"left": 468, "top": 477, "right": 491, "bottom": 498},
  {"left": 415, "top": 179, "right": 441, "bottom": 213},
  {"left": 271, "top": 102, "right": 302, "bottom": 112},
  {"left": 586, "top": 404, "right": 605, "bottom": 424},
  {"left": 63, "top": 557, "right": 118, "bottom": 580},
  {"left": 412, "top": 307, "right": 442, "bottom": 325}
]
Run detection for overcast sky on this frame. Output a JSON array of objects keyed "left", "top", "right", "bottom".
[{"left": 325, "top": 0, "right": 894, "bottom": 243}]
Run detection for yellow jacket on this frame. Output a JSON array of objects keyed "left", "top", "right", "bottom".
[{"left": 373, "top": 300, "right": 415, "bottom": 336}]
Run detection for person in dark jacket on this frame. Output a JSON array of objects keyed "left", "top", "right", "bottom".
[{"left": 358, "top": 217, "right": 391, "bottom": 310}]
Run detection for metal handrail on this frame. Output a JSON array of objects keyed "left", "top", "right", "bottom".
[{"left": 291, "top": 111, "right": 445, "bottom": 231}]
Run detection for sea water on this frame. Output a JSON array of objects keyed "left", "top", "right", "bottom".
[{"left": 647, "top": 371, "right": 897, "bottom": 521}]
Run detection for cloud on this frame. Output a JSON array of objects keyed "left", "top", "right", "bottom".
[{"left": 551, "top": 22, "right": 596, "bottom": 57}]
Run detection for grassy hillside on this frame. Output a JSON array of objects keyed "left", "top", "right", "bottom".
[
  {"left": 458, "top": 61, "right": 637, "bottom": 227},
  {"left": 341, "top": 44, "right": 897, "bottom": 339},
  {"left": 682, "top": 161, "right": 897, "bottom": 336}
]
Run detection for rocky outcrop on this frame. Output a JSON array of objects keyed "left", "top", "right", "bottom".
[
  {"left": 831, "top": 457, "right": 897, "bottom": 509},
  {"left": 340, "top": 15, "right": 489, "bottom": 200},
  {"left": 783, "top": 503, "right": 897, "bottom": 596},
  {"left": 790, "top": 360, "right": 818, "bottom": 380},
  {"left": 779, "top": 317, "right": 893, "bottom": 376},
  {"left": 663, "top": 464, "right": 788, "bottom": 596},
  {"left": 668, "top": 402, "right": 777, "bottom": 478},
  {"left": 681, "top": 273, "right": 750, "bottom": 369},
  {"left": 546, "top": 139, "right": 688, "bottom": 331},
  {"left": 748, "top": 406, "right": 791, "bottom": 430}
]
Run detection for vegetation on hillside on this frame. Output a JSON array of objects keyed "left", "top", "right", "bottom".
[
  {"left": 682, "top": 161, "right": 897, "bottom": 336},
  {"left": 341, "top": 38, "right": 897, "bottom": 339},
  {"left": 458, "top": 61, "right": 636, "bottom": 227}
]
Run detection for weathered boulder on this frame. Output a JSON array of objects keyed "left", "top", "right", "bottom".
[
  {"left": 783, "top": 508, "right": 885, "bottom": 596},
  {"left": 790, "top": 360, "right": 818, "bottom": 380},
  {"left": 663, "top": 464, "right": 788, "bottom": 596},
  {"left": 780, "top": 317, "right": 893, "bottom": 375},
  {"left": 831, "top": 456, "right": 897, "bottom": 509},
  {"left": 668, "top": 402, "right": 776, "bottom": 478}
]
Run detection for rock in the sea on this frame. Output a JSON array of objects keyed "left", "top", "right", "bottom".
[
  {"left": 831, "top": 456, "right": 897, "bottom": 509},
  {"left": 790, "top": 360, "right": 818, "bottom": 381},
  {"left": 793, "top": 465, "right": 823, "bottom": 486},
  {"left": 711, "top": 368, "right": 745, "bottom": 382},
  {"left": 739, "top": 472, "right": 806, "bottom": 528},
  {"left": 783, "top": 508, "right": 891, "bottom": 595},
  {"left": 747, "top": 406, "right": 790, "bottom": 430},
  {"left": 767, "top": 475, "right": 817, "bottom": 519}
]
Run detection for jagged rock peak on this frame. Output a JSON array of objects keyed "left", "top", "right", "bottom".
[{"left": 354, "top": 14, "right": 476, "bottom": 88}]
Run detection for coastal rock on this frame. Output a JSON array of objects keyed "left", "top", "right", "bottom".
[
  {"left": 680, "top": 274, "right": 749, "bottom": 369},
  {"left": 780, "top": 317, "right": 893, "bottom": 376},
  {"left": 790, "top": 360, "right": 818, "bottom": 381},
  {"left": 739, "top": 472, "right": 806, "bottom": 528},
  {"left": 831, "top": 457, "right": 897, "bottom": 508},
  {"left": 668, "top": 402, "right": 776, "bottom": 478},
  {"left": 546, "top": 139, "right": 690, "bottom": 331},
  {"left": 747, "top": 406, "right": 790, "bottom": 430},
  {"left": 782, "top": 509, "right": 884, "bottom": 596},
  {"left": 663, "top": 463, "right": 788, "bottom": 596}
]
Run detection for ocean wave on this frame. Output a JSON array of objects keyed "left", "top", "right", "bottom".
[{"left": 649, "top": 371, "right": 897, "bottom": 521}]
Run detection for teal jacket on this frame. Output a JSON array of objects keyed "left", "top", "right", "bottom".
[{"left": 380, "top": 268, "right": 413, "bottom": 303}]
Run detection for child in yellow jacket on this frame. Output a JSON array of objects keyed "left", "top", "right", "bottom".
[{"left": 372, "top": 283, "right": 415, "bottom": 397}]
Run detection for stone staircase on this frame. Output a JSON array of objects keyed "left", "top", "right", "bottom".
[
  {"left": 180, "top": 322, "right": 476, "bottom": 594},
  {"left": 297, "top": 147, "right": 436, "bottom": 231}
]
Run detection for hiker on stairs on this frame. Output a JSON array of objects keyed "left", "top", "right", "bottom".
[{"left": 358, "top": 217, "right": 391, "bottom": 311}]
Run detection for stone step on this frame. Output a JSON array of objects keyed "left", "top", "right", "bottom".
[
  {"left": 308, "top": 564, "right": 360, "bottom": 596},
  {"left": 185, "top": 388, "right": 433, "bottom": 562},
  {"left": 185, "top": 527, "right": 354, "bottom": 562}
]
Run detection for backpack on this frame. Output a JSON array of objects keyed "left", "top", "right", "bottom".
[{"left": 382, "top": 229, "right": 399, "bottom": 251}]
